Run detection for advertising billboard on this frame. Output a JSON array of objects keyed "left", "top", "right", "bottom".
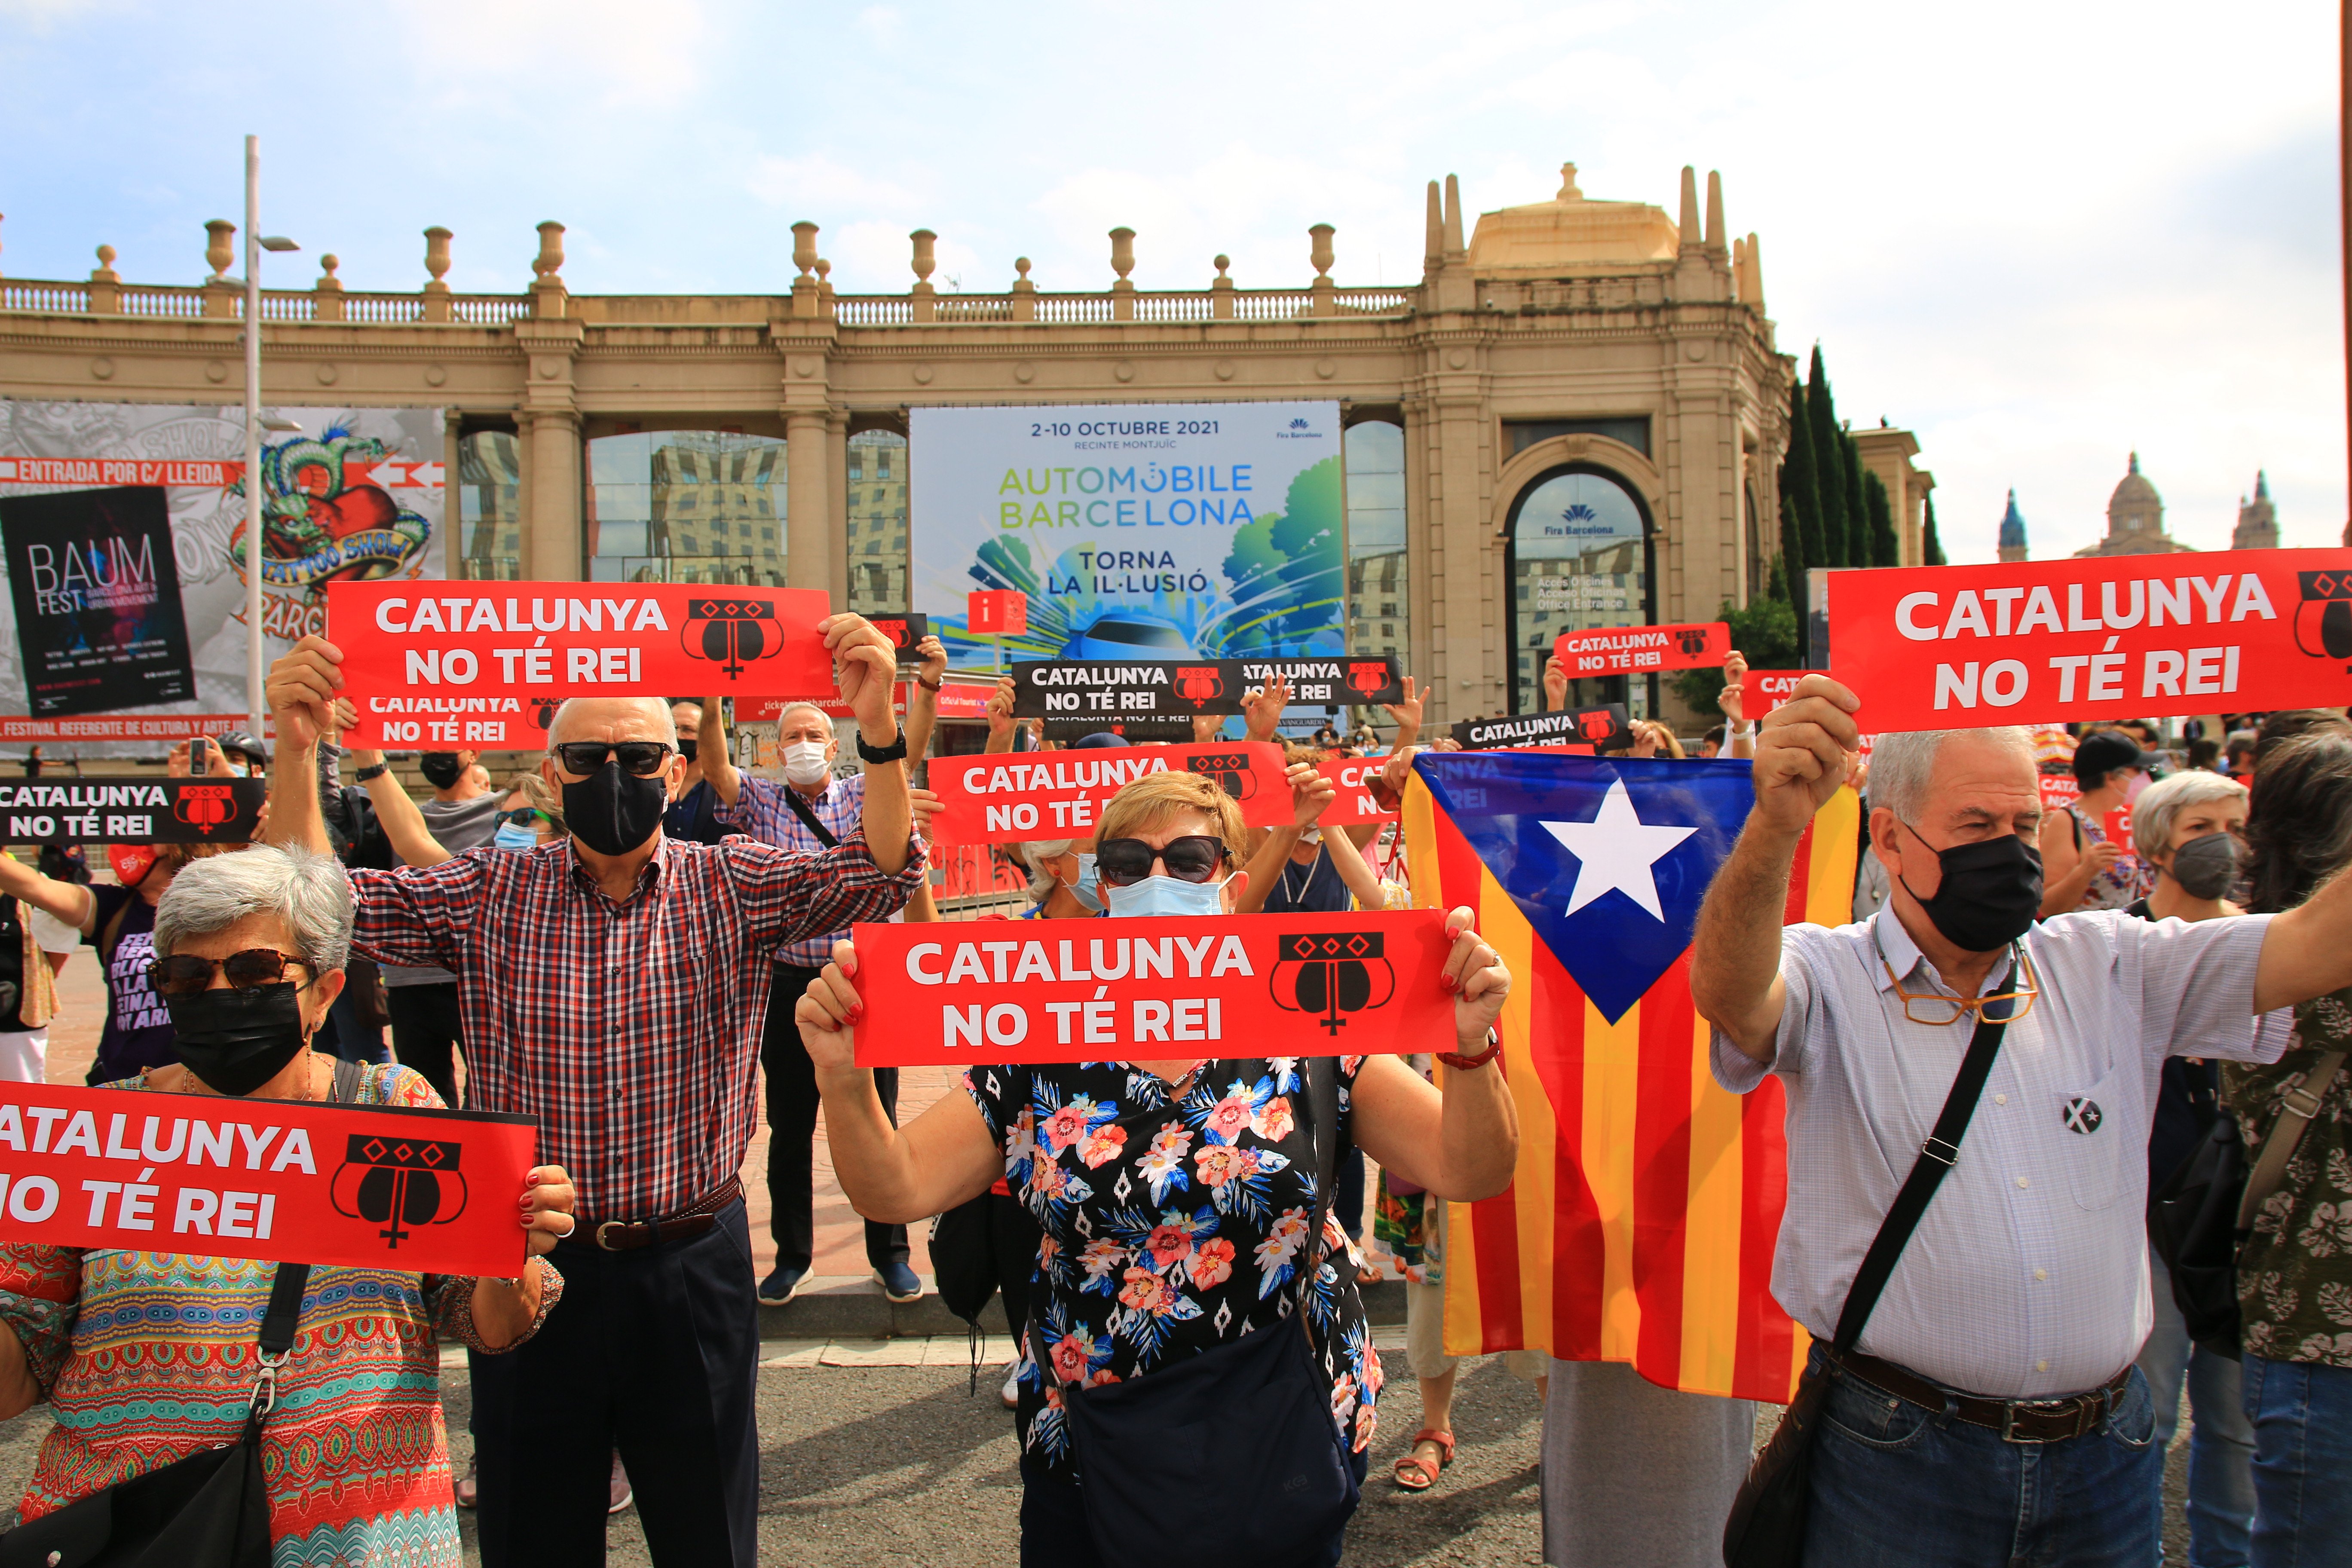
[
  {"left": 0, "top": 401, "right": 444, "bottom": 750},
  {"left": 910, "top": 401, "right": 1344, "bottom": 669}
]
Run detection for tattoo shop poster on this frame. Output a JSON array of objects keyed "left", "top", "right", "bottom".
[
  {"left": 910, "top": 401, "right": 1345, "bottom": 675},
  {"left": 0, "top": 401, "right": 444, "bottom": 751}
]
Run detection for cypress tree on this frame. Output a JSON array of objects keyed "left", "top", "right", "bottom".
[
  {"left": 1863, "top": 470, "right": 1899, "bottom": 566},
  {"left": 1843, "top": 431, "right": 1868, "bottom": 567},
  {"left": 1765, "top": 552, "right": 1789, "bottom": 605},
  {"left": 1922, "top": 495, "right": 1947, "bottom": 565},
  {"left": 1805, "top": 347, "right": 1848, "bottom": 567},
  {"left": 1780, "top": 380, "right": 1821, "bottom": 578}
]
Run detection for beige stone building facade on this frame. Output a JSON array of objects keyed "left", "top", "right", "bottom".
[{"left": 0, "top": 163, "right": 1798, "bottom": 727}]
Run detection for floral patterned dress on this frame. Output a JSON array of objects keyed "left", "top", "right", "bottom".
[
  {"left": 964, "top": 1056, "right": 1381, "bottom": 1479},
  {"left": 2226, "top": 985, "right": 2352, "bottom": 1367},
  {"left": 0, "top": 1062, "right": 562, "bottom": 1567}
]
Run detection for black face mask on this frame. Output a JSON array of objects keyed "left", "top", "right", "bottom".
[
  {"left": 2168, "top": 830, "right": 2242, "bottom": 900},
  {"left": 562, "top": 761, "right": 668, "bottom": 857},
  {"left": 1898, "top": 823, "right": 2045, "bottom": 953},
  {"left": 676, "top": 738, "right": 698, "bottom": 764},
  {"left": 167, "top": 981, "right": 310, "bottom": 1096},
  {"left": 418, "top": 753, "right": 465, "bottom": 789}
]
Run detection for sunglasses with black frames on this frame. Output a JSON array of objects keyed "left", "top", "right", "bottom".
[
  {"left": 147, "top": 949, "right": 313, "bottom": 997},
  {"left": 552, "top": 741, "right": 674, "bottom": 778},
  {"left": 1093, "top": 834, "right": 1230, "bottom": 888}
]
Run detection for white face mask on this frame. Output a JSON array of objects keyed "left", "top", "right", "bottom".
[{"left": 783, "top": 740, "right": 831, "bottom": 787}]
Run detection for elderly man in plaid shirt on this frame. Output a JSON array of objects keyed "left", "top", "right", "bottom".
[{"left": 265, "top": 616, "right": 922, "bottom": 1568}]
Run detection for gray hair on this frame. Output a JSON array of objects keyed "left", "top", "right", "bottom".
[
  {"left": 548, "top": 695, "right": 673, "bottom": 747},
  {"left": 1018, "top": 838, "right": 1075, "bottom": 902},
  {"left": 2132, "top": 770, "right": 2247, "bottom": 861},
  {"left": 1867, "top": 728, "right": 2036, "bottom": 824},
  {"left": 154, "top": 844, "right": 353, "bottom": 974},
  {"left": 776, "top": 702, "right": 836, "bottom": 739}
]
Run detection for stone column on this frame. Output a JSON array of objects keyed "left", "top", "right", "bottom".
[
  {"left": 786, "top": 409, "right": 833, "bottom": 603},
  {"left": 827, "top": 412, "right": 851, "bottom": 607},
  {"left": 522, "top": 410, "right": 581, "bottom": 580}
]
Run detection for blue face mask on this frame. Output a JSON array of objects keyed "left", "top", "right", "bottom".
[
  {"left": 1104, "top": 873, "right": 1225, "bottom": 919},
  {"left": 1070, "top": 852, "right": 1103, "bottom": 913},
  {"left": 494, "top": 823, "right": 539, "bottom": 852}
]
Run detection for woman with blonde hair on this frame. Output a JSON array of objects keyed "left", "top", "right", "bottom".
[{"left": 799, "top": 769, "right": 1520, "bottom": 1566}]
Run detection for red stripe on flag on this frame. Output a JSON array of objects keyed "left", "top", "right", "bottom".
[
  {"left": 1529, "top": 939, "right": 1604, "bottom": 1360},
  {"left": 1782, "top": 818, "right": 1816, "bottom": 923},
  {"left": 1631, "top": 949, "right": 1696, "bottom": 1387},
  {"left": 1734, "top": 1075, "right": 1799, "bottom": 1394}
]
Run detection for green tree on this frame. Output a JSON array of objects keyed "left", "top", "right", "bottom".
[
  {"left": 1765, "top": 552, "right": 1789, "bottom": 605},
  {"left": 1921, "top": 495, "right": 1947, "bottom": 565},
  {"left": 1670, "top": 593, "right": 1803, "bottom": 714},
  {"left": 1779, "top": 380, "right": 1819, "bottom": 582},
  {"left": 1863, "top": 469, "right": 1899, "bottom": 566},
  {"left": 1806, "top": 347, "right": 1848, "bottom": 568},
  {"left": 1842, "top": 432, "right": 1868, "bottom": 570}
]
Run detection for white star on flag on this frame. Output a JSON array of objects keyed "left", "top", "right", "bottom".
[{"left": 1541, "top": 780, "right": 1697, "bottom": 922}]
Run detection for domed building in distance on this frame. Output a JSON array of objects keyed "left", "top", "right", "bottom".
[{"left": 2074, "top": 452, "right": 2197, "bottom": 557}]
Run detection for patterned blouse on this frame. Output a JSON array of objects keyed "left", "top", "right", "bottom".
[
  {"left": 2064, "top": 803, "right": 2156, "bottom": 911},
  {"left": 2226, "top": 986, "right": 2352, "bottom": 1368},
  {"left": 0, "top": 1062, "right": 562, "bottom": 1567},
  {"left": 964, "top": 1056, "right": 1381, "bottom": 1480}
]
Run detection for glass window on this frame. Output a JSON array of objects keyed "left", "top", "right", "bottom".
[
  {"left": 846, "top": 429, "right": 910, "bottom": 614},
  {"left": 585, "top": 431, "right": 786, "bottom": 585},
  {"left": 456, "top": 431, "right": 522, "bottom": 581},
  {"left": 1506, "top": 467, "right": 1652, "bottom": 717},
  {"left": 1344, "top": 420, "right": 1408, "bottom": 674}
]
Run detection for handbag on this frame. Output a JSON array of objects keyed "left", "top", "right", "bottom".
[
  {"left": 0, "top": 1058, "right": 361, "bottom": 1568},
  {"left": 1722, "top": 1008, "right": 2011, "bottom": 1568},
  {"left": 2150, "top": 1041, "right": 2345, "bottom": 1353},
  {"left": 1033, "top": 1057, "right": 1360, "bottom": 1568}
]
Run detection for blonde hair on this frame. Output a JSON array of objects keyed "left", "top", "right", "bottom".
[
  {"left": 1634, "top": 720, "right": 1687, "bottom": 759},
  {"left": 1095, "top": 771, "right": 1246, "bottom": 865}
]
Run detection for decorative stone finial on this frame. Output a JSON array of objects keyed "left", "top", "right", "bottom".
[
  {"left": 1213, "top": 255, "right": 1230, "bottom": 281},
  {"left": 1558, "top": 162, "right": 1583, "bottom": 200},
  {"left": 320, "top": 255, "right": 340, "bottom": 281},
  {"left": 1677, "top": 167, "right": 1700, "bottom": 250},
  {"left": 92, "top": 245, "right": 119, "bottom": 282},
  {"left": 1308, "top": 225, "right": 1334, "bottom": 279},
  {"left": 1015, "top": 257, "right": 1032, "bottom": 282},
  {"left": 910, "top": 229, "right": 937, "bottom": 284},
  {"left": 816, "top": 257, "right": 832, "bottom": 282},
  {"left": 1704, "top": 171, "right": 1726, "bottom": 254},
  {"left": 424, "top": 226, "right": 453, "bottom": 285},
  {"left": 791, "top": 222, "right": 818, "bottom": 278},
  {"left": 204, "top": 219, "right": 236, "bottom": 279},
  {"left": 533, "top": 221, "right": 565, "bottom": 278},
  {"left": 1109, "top": 227, "right": 1136, "bottom": 282},
  {"left": 1441, "top": 175, "right": 1464, "bottom": 254}
]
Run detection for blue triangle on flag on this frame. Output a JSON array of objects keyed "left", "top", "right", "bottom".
[{"left": 1416, "top": 752, "right": 1758, "bottom": 1023}]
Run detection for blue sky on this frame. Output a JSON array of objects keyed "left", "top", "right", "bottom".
[{"left": 0, "top": 0, "right": 2339, "bottom": 564}]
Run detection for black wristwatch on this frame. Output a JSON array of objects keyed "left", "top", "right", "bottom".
[
  {"left": 856, "top": 729, "right": 909, "bottom": 765},
  {"left": 355, "top": 763, "right": 389, "bottom": 782}
]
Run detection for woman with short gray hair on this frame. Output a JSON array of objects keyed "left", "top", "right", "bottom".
[{"left": 0, "top": 843, "right": 576, "bottom": 1567}]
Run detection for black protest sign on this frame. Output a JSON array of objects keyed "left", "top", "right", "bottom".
[
  {"left": 867, "top": 612, "right": 929, "bottom": 658},
  {"left": 1012, "top": 656, "right": 1403, "bottom": 720},
  {"left": 0, "top": 778, "right": 266, "bottom": 844},
  {"left": 1450, "top": 705, "right": 1631, "bottom": 751},
  {"left": 0, "top": 487, "right": 195, "bottom": 718}
]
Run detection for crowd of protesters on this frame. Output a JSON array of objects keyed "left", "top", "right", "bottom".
[{"left": 0, "top": 618, "right": 2345, "bottom": 1568}]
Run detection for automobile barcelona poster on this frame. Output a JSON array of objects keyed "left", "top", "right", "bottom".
[
  {"left": 0, "top": 401, "right": 444, "bottom": 750},
  {"left": 910, "top": 401, "right": 1344, "bottom": 671}
]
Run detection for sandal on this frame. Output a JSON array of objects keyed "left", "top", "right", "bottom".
[{"left": 1391, "top": 1428, "right": 1455, "bottom": 1491}]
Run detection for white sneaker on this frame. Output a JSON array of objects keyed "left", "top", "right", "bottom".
[{"left": 1000, "top": 1364, "right": 1021, "bottom": 1409}]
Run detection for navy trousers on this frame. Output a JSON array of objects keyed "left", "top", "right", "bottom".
[{"left": 471, "top": 1198, "right": 761, "bottom": 1568}]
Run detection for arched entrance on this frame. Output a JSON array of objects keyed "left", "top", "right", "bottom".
[{"left": 1503, "top": 465, "right": 1657, "bottom": 717}]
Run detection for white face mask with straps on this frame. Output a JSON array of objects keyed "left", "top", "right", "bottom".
[{"left": 782, "top": 741, "right": 830, "bottom": 787}]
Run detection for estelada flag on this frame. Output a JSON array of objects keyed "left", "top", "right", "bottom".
[{"left": 1403, "top": 750, "right": 1859, "bottom": 1403}]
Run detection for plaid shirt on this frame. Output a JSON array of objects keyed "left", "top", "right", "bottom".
[
  {"left": 714, "top": 772, "right": 869, "bottom": 968},
  {"left": 349, "top": 830, "right": 922, "bottom": 1221}
]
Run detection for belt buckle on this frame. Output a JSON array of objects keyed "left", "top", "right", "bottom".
[
  {"left": 595, "top": 1220, "right": 632, "bottom": 1252},
  {"left": 2001, "top": 1398, "right": 2083, "bottom": 1443}
]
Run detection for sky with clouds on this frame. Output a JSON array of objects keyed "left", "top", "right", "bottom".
[{"left": 0, "top": 0, "right": 2339, "bottom": 564}]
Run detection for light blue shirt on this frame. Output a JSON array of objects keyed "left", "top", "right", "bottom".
[{"left": 1714, "top": 906, "right": 2285, "bottom": 1399}]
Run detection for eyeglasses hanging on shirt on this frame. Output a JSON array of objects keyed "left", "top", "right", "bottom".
[{"left": 1879, "top": 944, "right": 2042, "bottom": 1028}]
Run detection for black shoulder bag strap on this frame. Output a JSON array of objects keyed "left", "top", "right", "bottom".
[
  {"left": 779, "top": 784, "right": 840, "bottom": 850},
  {"left": 251, "top": 1057, "right": 358, "bottom": 1426},
  {"left": 1724, "top": 1004, "right": 2011, "bottom": 1568}
]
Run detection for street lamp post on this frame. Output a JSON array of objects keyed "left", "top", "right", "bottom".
[{"left": 237, "top": 134, "right": 300, "bottom": 738}]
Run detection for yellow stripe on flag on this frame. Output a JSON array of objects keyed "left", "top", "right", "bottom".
[
  {"left": 1680, "top": 1001, "right": 1746, "bottom": 1397},
  {"left": 1585, "top": 993, "right": 1644, "bottom": 1363},
  {"left": 1483, "top": 869, "right": 1551, "bottom": 1358}
]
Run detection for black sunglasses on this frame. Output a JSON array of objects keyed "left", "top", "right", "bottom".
[
  {"left": 553, "top": 741, "right": 673, "bottom": 777},
  {"left": 148, "top": 949, "right": 311, "bottom": 997},
  {"left": 1094, "top": 835, "right": 1229, "bottom": 888},
  {"left": 504, "top": 806, "right": 552, "bottom": 827}
]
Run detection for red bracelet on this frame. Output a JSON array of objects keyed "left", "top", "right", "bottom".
[{"left": 1435, "top": 1029, "right": 1502, "bottom": 1072}]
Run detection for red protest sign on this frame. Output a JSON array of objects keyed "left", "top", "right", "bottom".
[
  {"left": 2104, "top": 805, "right": 2135, "bottom": 852},
  {"left": 327, "top": 582, "right": 835, "bottom": 747},
  {"left": 1747, "top": 669, "right": 1828, "bottom": 710},
  {"left": 927, "top": 742, "right": 1290, "bottom": 844},
  {"left": 1317, "top": 756, "right": 1398, "bottom": 827},
  {"left": 1829, "top": 550, "right": 2352, "bottom": 729},
  {"left": 1553, "top": 621, "right": 1730, "bottom": 677},
  {"left": 2039, "top": 774, "right": 2082, "bottom": 814},
  {"left": 968, "top": 590, "right": 1029, "bottom": 635},
  {"left": 0, "top": 1083, "right": 536, "bottom": 1276},
  {"left": 846, "top": 909, "right": 1458, "bottom": 1067}
]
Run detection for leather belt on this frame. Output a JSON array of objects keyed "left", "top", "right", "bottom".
[
  {"left": 585, "top": 1176, "right": 742, "bottom": 1253},
  {"left": 1841, "top": 1349, "right": 2132, "bottom": 1443}
]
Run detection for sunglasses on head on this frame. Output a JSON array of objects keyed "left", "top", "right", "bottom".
[
  {"left": 148, "top": 949, "right": 310, "bottom": 997},
  {"left": 552, "top": 741, "right": 673, "bottom": 777},
  {"left": 1093, "top": 835, "right": 1229, "bottom": 888}
]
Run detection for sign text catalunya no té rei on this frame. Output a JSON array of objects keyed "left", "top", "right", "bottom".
[
  {"left": 847, "top": 910, "right": 1458, "bottom": 1068},
  {"left": 0, "top": 1082, "right": 537, "bottom": 1275},
  {"left": 1552, "top": 621, "right": 1730, "bottom": 676},
  {"left": 926, "top": 742, "right": 1292, "bottom": 844},
  {"left": 1830, "top": 550, "right": 2352, "bottom": 728},
  {"left": 327, "top": 582, "right": 835, "bottom": 747}
]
